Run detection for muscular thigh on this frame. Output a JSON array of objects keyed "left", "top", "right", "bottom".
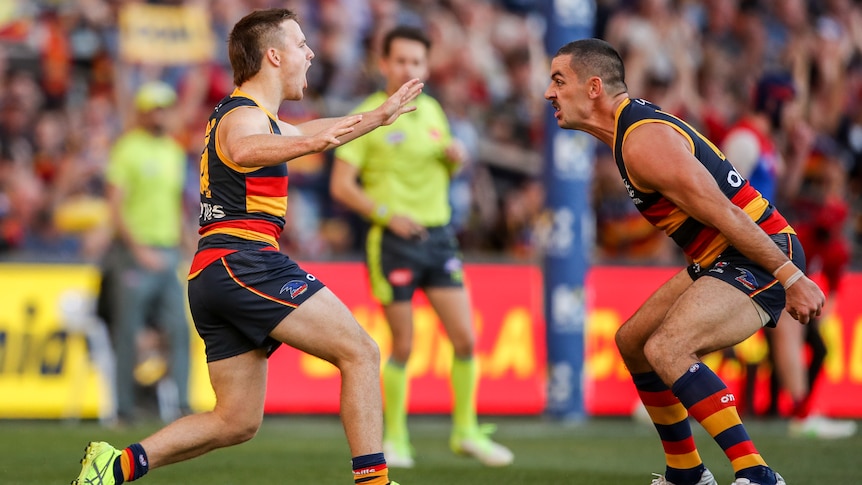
[
  {"left": 269, "top": 288, "right": 372, "bottom": 365},
  {"left": 207, "top": 349, "right": 268, "bottom": 418},
  {"left": 652, "top": 233, "right": 804, "bottom": 357},
  {"left": 619, "top": 268, "right": 694, "bottom": 349},
  {"left": 657, "top": 276, "right": 763, "bottom": 357}
]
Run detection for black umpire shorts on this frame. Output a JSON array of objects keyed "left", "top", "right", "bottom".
[{"left": 366, "top": 225, "right": 464, "bottom": 305}]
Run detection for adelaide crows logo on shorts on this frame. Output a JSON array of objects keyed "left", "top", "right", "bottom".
[
  {"left": 734, "top": 268, "right": 758, "bottom": 291},
  {"left": 280, "top": 280, "right": 308, "bottom": 299}
]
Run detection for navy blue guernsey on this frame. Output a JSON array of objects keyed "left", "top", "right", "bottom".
[
  {"left": 190, "top": 89, "right": 289, "bottom": 277},
  {"left": 612, "top": 98, "right": 793, "bottom": 265}
]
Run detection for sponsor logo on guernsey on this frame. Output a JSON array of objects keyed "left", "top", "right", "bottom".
[
  {"left": 689, "top": 363, "right": 700, "bottom": 373},
  {"left": 388, "top": 268, "right": 413, "bottom": 286},
  {"left": 734, "top": 268, "right": 758, "bottom": 290},
  {"left": 280, "top": 280, "right": 308, "bottom": 298},
  {"left": 623, "top": 179, "right": 643, "bottom": 205},
  {"left": 727, "top": 169, "right": 744, "bottom": 188},
  {"left": 200, "top": 202, "right": 225, "bottom": 221},
  {"left": 624, "top": 179, "right": 635, "bottom": 198}
]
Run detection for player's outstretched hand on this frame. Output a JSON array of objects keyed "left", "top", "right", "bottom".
[
  {"left": 311, "top": 114, "right": 363, "bottom": 152},
  {"left": 379, "top": 78, "right": 424, "bottom": 126},
  {"left": 785, "top": 276, "right": 826, "bottom": 325}
]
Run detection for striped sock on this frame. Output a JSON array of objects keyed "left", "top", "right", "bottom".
[
  {"left": 352, "top": 452, "right": 389, "bottom": 484},
  {"left": 633, "top": 371, "right": 705, "bottom": 484},
  {"left": 114, "top": 443, "right": 149, "bottom": 483},
  {"left": 672, "top": 363, "right": 768, "bottom": 477}
]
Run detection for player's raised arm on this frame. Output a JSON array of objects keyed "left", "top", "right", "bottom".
[
  {"left": 296, "top": 78, "right": 423, "bottom": 141},
  {"left": 217, "top": 105, "right": 362, "bottom": 168}
]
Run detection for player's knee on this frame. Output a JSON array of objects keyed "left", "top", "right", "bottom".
[
  {"left": 642, "top": 335, "right": 667, "bottom": 369},
  {"left": 351, "top": 331, "right": 381, "bottom": 368},
  {"left": 364, "top": 334, "right": 381, "bottom": 363},
  {"left": 223, "top": 415, "right": 262, "bottom": 445},
  {"left": 450, "top": 336, "right": 474, "bottom": 359},
  {"left": 614, "top": 325, "right": 637, "bottom": 359},
  {"left": 390, "top": 339, "right": 412, "bottom": 362}
]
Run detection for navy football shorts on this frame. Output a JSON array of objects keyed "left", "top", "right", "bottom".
[
  {"left": 687, "top": 233, "right": 806, "bottom": 327},
  {"left": 188, "top": 249, "right": 325, "bottom": 362}
]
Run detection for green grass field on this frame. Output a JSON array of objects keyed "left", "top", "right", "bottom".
[{"left": 3, "top": 415, "right": 859, "bottom": 484}]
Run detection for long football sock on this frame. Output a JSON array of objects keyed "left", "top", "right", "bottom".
[
  {"left": 352, "top": 452, "right": 389, "bottom": 484},
  {"left": 382, "top": 360, "right": 409, "bottom": 443},
  {"left": 672, "top": 363, "right": 769, "bottom": 480},
  {"left": 633, "top": 371, "right": 705, "bottom": 484},
  {"left": 451, "top": 356, "right": 479, "bottom": 434},
  {"left": 114, "top": 443, "right": 149, "bottom": 483}
]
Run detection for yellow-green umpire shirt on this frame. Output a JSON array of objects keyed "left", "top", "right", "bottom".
[
  {"left": 106, "top": 128, "right": 186, "bottom": 247},
  {"left": 334, "top": 92, "right": 457, "bottom": 227}
]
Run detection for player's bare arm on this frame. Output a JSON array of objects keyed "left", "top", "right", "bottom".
[
  {"left": 297, "top": 78, "right": 424, "bottom": 143},
  {"left": 218, "top": 106, "right": 361, "bottom": 168},
  {"left": 623, "top": 123, "right": 825, "bottom": 322}
]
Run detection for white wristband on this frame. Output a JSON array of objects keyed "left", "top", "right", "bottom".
[{"left": 783, "top": 269, "right": 805, "bottom": 289}]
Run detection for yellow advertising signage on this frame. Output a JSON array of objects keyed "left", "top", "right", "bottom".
[
  {"left": 0, "top": 264, "right": 108, "bottom": 418},
  {"left": 0, "top": 263, "right": 214, "bottom": 419},
  {"left": 119, "top": 3, "right": 214, "bottom": 65}
]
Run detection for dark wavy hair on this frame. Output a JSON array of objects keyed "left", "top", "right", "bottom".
[{"left": 381, "top": 25, "right": 431, "bottom": 58}]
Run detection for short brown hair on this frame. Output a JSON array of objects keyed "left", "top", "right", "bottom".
[
  {"left": 381, "top": 25, "right": 431, "bottom": 58},
  {"left": 555, "top": 38, "right": 627, "bottom": 95},
  {"left": 228, "top": 8, "right": 298, "bottom": 87}
]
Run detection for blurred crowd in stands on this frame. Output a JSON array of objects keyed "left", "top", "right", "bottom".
[{"left": 0, "top": 0, "right": 860, "bottom": 270}]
